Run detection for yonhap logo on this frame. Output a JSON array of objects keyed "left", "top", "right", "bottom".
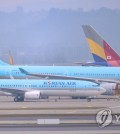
[{"left": 96, "top": 109, "right": 112, "bottom": 128}]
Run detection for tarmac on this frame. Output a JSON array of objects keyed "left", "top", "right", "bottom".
[{"left": 0, "top": 96, "right": 119, "bottom": 133}]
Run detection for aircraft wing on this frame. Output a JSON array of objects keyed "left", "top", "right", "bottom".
[
  {"left": 19, "top": 68, "right": 120, "bottom": 84},
  {"left": 0, "top": 88, "right": 25, "bottom": 96},
  {"left": 19, "top": 68, "right": 100, "bottom": 84}
]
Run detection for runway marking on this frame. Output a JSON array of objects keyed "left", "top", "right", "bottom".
[
  {"left": 87, "top": 106, "right": 93, "bottom": 107},
  {"left": 21, "top": 107, "right": 28, "bottom": 109},
  {"left": 97, "top": 105, "right": 120, "bottom": 110},
  {"left": 67, "top": 110, "right": 77, "bottom": 114},
  {"left": 109, "top": 106, "right": 120, "bottom": 109}
]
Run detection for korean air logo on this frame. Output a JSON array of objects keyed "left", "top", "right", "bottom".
[
  {"left": 107, "top": 56, "right": 111, "bottom": 60},
  {"left": 48, "top": 81, "right": 51, "bottom": 85},
  {"left": 96, "top": 109, "right": 112, "bottom": 128}
]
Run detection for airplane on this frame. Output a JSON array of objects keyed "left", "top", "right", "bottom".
[
  {"left": 0, "top": 51, "right": 14, "bottom": 66},
  {"left": 0, "top": 53, "right": 15, "bottom": 96},
  {"left": 0, "top": 60, "right": 9, "bottom": 66},
  {"left": 0, "top": 60, "right": 10, "bottom": 95},
  {"left": 0, "top": 65, "right": 120, "bottom": 81},
  {"left": 0, "top": 79, "right": 117, "bottom": 102},
  {"left": 82, "top": 25, "right": 120, "bottom": 66},
  {"left": 0, "top": 64, "right": 120, "bottom": 100},
  {"left": 0, "top": 65, "right": 120, "bottom": 100}
]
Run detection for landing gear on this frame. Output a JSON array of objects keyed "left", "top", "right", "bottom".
[
  {"left": 14, "top": 96, "right": 24, "bottom": 102},
  {"left": 40, "top": 96, "right": 49, "bottom": 99},
  {"left": 87, "top": 98, "right": 91, "bottom": 102},
  {"left": 72, "top": 97, "right": 80, "bottom": 99}
]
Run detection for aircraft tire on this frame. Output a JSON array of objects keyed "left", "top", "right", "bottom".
[
  {"left": 87, "top": 98, "right": 91, "bottom": 102},
  {"left": 14, "top": 96, "right": 24, "bottom": 102},
  {"left": 14, "top": 98, "right": 18, "bottom": 102},
  {"left": 72, "top": 97, "right": 79, "bottom": 99}
]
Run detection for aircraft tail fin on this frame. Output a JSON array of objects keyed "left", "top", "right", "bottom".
[
  {"left": 103, "top": 41, "right": 120, "bottom": 61},
  {"left": 82, "top": 25, "right": 120, "bottom": 66},
  {"left": 82, "top": 25, "right": 108, "bottom": 66},
  {"left": 9, "top": 51, "right": 14, "bottom": 65}
]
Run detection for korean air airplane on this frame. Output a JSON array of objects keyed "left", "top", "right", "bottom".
[
  {"left": 0, "top": 65, "right": 120, "bottom": 101},
  {"left": 0, "top": 79, "right": 115, "bottom": 102},
  {"left": 1, "top": 65, "right": 120, "bottom": 81},
  {"left": 0, "top": 60, "right": 9, "bottom": 66},
  {"left": 0, "top": 65, "right": 120, "bottom": 98},
  {"left": 82, "top": 25, "right": 120, "bottom": 66},
  {"left": 0, "top": 65, "right": 120, "bottom": 80}
]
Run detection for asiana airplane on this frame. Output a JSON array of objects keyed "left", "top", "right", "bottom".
[
  {"left": 0, "top": 79, "right": 118, "bottom": 102},
  {"left": 82, "top": 25, "right": 120, "bottom": 66}
]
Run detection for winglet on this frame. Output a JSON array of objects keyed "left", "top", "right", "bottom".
[{"left": 19, "top": 68, "right": 29, "bottom": 75}]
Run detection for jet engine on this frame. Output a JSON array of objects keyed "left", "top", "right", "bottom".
[
  {"left": 24, "top": 91, "right": 41, "bottom": 100},
  {"left": 100, "top": 83, "right": 120, "bottom": 96}
]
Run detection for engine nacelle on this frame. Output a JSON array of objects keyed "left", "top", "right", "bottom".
[
  {"left": 24, "top": 91, "right": 41, "bottom": 100},
  {"left": 100, "top": 83, "right": 120, "bottom": 96}
]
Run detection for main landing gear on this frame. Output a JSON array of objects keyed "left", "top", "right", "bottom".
[
  {"left": 87, "top": 98, "right": 91, "bottom": 102},
  {"left": 14, "top": 96, "right": 24, "bottom": 102}
]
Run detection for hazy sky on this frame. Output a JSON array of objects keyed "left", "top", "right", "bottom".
[{"left": 0, "top": 0, "right": 120, "bottom": 12}]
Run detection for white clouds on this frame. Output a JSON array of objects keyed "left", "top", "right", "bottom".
[{"left": 0, "top": 0, "right": 120, "bottom": 12}]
